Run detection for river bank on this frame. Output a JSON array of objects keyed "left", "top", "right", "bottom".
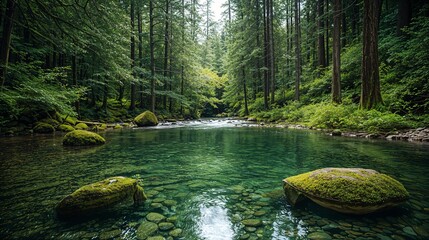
[{"left": 1, "top": 117, "right": 429, "bottom": 144}]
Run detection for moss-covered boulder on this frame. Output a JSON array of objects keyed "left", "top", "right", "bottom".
[
  {"left": 58, "top": 124, "right": 75, "bottom": 132},
  {"left": 64, "top": 116, "right": 77, "bottom": 125},
  {"left": 40, "top": 118, "right": 60, "bottom": 127},
  {"left": 134, "top": 111, "right": 159, "bottom": 127},
  {"left": 93, "top": 123, "right": 107, "bottom": 131},
  {"left": 283, "top": 168, "right": 409, "bottom": 214},
  {"left": 63, "top": 130, "right": 105, "bottom": 146},
  {"left": 75, "top": 122, "right": 89, "bottom": 130},
  {"left": 33, "top": 122, "right": 55, "bottom": 133},
  {"left": 56, "top": 176, "right": 147, "bottom": 218}
]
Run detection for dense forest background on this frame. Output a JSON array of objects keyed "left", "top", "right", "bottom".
[{"left": 0, "top": 0, "right": 428, "bottom": 134}]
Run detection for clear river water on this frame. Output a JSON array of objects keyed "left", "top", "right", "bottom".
[{"left": 0, "top": 120, "right": 428, "bottom": 240}]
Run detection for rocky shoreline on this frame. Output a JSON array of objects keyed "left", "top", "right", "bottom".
[{"left": 244, "top": 118, "right": 429, "bottom": 143}]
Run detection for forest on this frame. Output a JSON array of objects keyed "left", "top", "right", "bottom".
[{"left": 1, "top": 0, "right": 428, "bottom": 134}]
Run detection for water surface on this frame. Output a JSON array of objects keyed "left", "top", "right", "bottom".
[{"left": 1, "top": 120, "right": 428, "bottom": 239}]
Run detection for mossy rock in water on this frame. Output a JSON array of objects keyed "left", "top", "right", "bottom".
[
  {"left": 93, "top": 123, "right": 107, "bottom": 131},
  {"left": 283, "top": 168, "right": 409, "bottom": 214},
  {"left": 75, "top": 122, "right": 89, "bottom": 130},
  {"left": 58, "top": 124, "right": 75, "bottom": 132},
  {"left": 56, "top": 176, "right": 147, "bottom": 218},
  {"left": 134, "top": 111, "right": 159, "bottom": 127},
  {"left": 64, "top": 116, "right": 77, "bottom": 125},
  {"left": 63, "top": 130, "right": 105, "bottom": 146},
  {"left": 40, "top": 118, "right": 60, "bottom": 127},
  {"left": 33, "top": 122, "right": 55, "bottom": 133}
]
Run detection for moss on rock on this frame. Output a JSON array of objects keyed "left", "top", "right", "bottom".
[
  {"left": 63, "top": 130, "right": 105, "bottom": 146},
  {"left": 64, "top": 116, "right": 77, "bottom": 125},
  {"left": 40, "top": 118, "right": 60, "bottom": 127},
  {"left": 75, "top": 123, "right": 89, "bottom": 130},
  {"left": 93, "top": 123, "right": 107, "bottom": 131},
  {"left": 56, "top": 176, "right": 147, "bottom": 218},
  {"left": 58, "top": 124, "right": 75, "bottom": 132},
  {"left": 134, "top": 111, "right": 159, "bottom": 127},
  {"left": 33, "top": 122, "right": 55, "bottom": 133},
  {"left": 283, "top": 168, "right": 409, "bottom": 214}
]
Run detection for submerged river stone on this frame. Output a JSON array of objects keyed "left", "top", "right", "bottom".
[
  {"left": 63, "top": 130, "right": 105, "bottom": 146},
  {"left": 56, "top": 176, "right": 146, "bottom": 218},
  {"left": 283, "top": 168, "right": 409, "bottom": 214},
  {"left": 134, "top": 111, "right": 159, "bottom": 127}
]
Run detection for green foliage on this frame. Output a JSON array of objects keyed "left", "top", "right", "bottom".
[
  {"left": 0, "top": 63, "right": 84, "bottom": 126},
  {"left": 250, "top": 101, "right": 418, "bottom": 133}
]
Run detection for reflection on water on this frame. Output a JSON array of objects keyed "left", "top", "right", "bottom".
[
  {"left": 0, "top": 120, "right": 429, "bottom": 239},
  {"left": 198, "top": 195, "right": 234, "bottom": 240}
]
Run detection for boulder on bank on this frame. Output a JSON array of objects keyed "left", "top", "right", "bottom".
[
  {"left": 56, "top": 176, "right": 146, "bottom": 218},
  {"left": 63, "top": 130, "right": 105, "bottom": 146},
  {"left": 33, "top": 122, "right": 55, "bottom": 133},
  {"left": 283, "top": 168, "right": 409, "bottom": 214},
  {"left": 58, "top": 124, "right": 75, "bottom": 132},
  {"left": 75, "top": 122, "right": 89, "bottom": 130},
  {"left": 134, "top": 111, "right": 159, "bottom": 127}
]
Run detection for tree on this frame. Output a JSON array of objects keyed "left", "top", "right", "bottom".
[
  {"left": 397, "top": 0, "right": 412, "bottom": 36},
  {"left": 150, "top": 0, "right": 156, "bottom": 112},
  {"left": 360, "top": 0, "right": 383, "bottom": 109},
  {"left": 332, "top": 0, "right": 341, "bottom": 103},
  {"left": 294, "top": 0, "right": 302, "bottom": 101},
  {"left": 130, "top": 0, "right": 136, "bottom": 110},
  {"left": 317, "top": 0, "right": 326, "bottom": 68},
  {"left": 0, "top": 0, "right": 16, "bottom": 88}
]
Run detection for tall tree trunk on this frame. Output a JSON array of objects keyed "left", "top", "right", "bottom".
[
  {"left": 397, "top": 0, "right": 412, "bottom": 36},
  {"left": 180, "top": 0, "right": 185, "bottom": 116},
  {"left": 130, "top": 0, "right": 136, "bottom": 110},
  {"left": 332, "top": 0, "right": 342, "bottom": 103},
  {"left": 163, "top": 0, "right": 170, "bottom": 111},
  {"left": 360, "top": 0, "right": 383, "bottom": 109},
  {"left": 0, "top": 0, "right": 16, "bottom": 88},
  {"left": 263, "top": 0, "right": 269, "bottom": 109},
  {"left": 269, "top": 0, "right": 275, "bottom": 104},
  {"left": 228, "top": 0, "right": 232, "bottom": 24},
  {"left": 254, "top": 0, "right": 261, "bottom": 100},
  {"left": 325, "top": 0, "right": 329, "bottom": 66},
  {"left": 243, "top": 65, "right": 249, "bottom": 116},
  {"left": 72, "top": 55, "right": 80, "bottom": 117},
  {"left": 294, "top": 0, "right": 302, "bottom": 101},
  {"left": 351, "top": 0, "right": 358, "bottom": 39},
  {"left": 150, "top": 0, "right": 156, "bottom": 112},
  {"left": 341, "top": 0, "right": 347, "bottom": 47},
  {"left": 317, "top": 0, "right": 326, "bottom": 68},
  {"left": 102, "top": 78, "right": 108, "bottom": 113},
  {"left": 138, "top": 1, "right": 144, "bottom": 108}
]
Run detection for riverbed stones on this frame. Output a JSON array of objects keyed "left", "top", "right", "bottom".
[
  {"left": 62, "top": 130, "right": 105, "bottom": 146},
  {"left": 147, "top": 236, "right": 165, "bottom": 240},
  {"left": 163, "top": 200, "right": 177, "bottom": 207},
  {"left": 146, "top": 212, "right": 166, "bottom": 223},
  {"left": 283, "top": 168, "right": 409, "bottom": 214},
  {"left": 56, "top": 176, "right": 146, "bottom": 218},
  {"left": 241, "top": 219, "right": 263, "bottom": 227},
  {"left": 99, "top": 229, "right": 121, "bottom": 240},
  {"left": 169, "top": 228, "right": 183, "bottom": 238},
  {"left": 158, "top": 222, "right": 174, "bottom": 231},
  {"left": 134, "top": 111, "right": 159, "bottom": 127},
  {"left": 137, "top": 221, "right": 158, "bottom": 240}
]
